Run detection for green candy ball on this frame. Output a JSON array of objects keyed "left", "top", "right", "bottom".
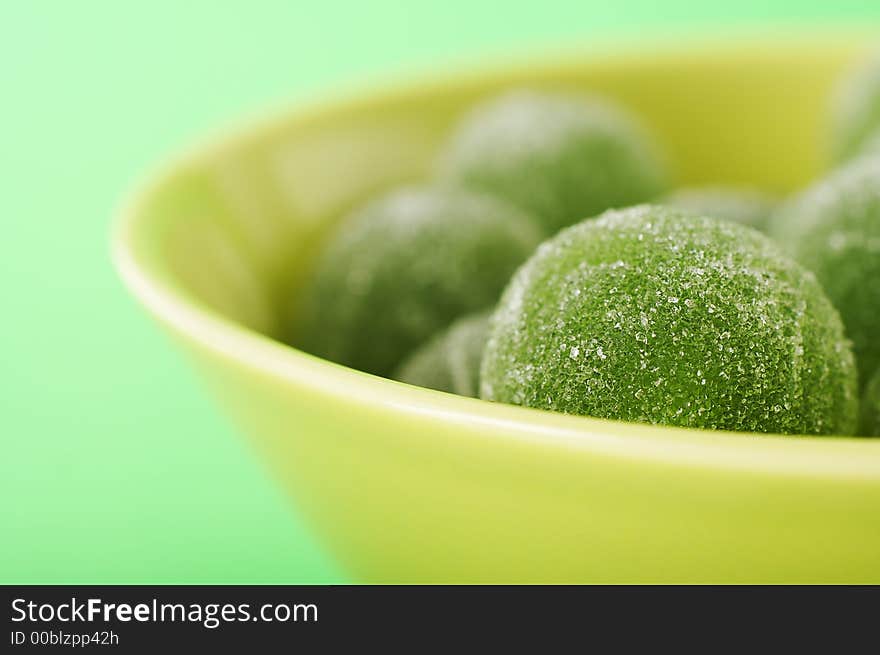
[
  {"left": 852, "top": 126, "right": 880, "bottom": 162},
  {"left": 768, "top": 156, "right": 880, "bottom": 388},
  {"left": 295, "top": 186, "right": 542, "bottom": 377},
  {"left": 394, "top": 310, "right": 491, "bottom": 397},
  {"left": 438, "top": 90, "right": 669, "bottom": 235},
  {"left": 829, "top": 50, "right": 880, "bottom": 164},
  {"left": 860, "top": 366, "right": 880, "bottom": 436},
  {"left": 481, "top": 205, "right": 858, "bottom": 435},
  {"left": 663, "top": 185, "right": 776, "bottom": 231}
]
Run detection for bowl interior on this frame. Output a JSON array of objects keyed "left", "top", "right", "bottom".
[{"left": 116, "top": 32, "right": 880, "bottom": 460}]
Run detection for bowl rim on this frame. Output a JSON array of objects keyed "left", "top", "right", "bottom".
[{"left": 111, "top": 29, "right": 880, "bottom": 481}]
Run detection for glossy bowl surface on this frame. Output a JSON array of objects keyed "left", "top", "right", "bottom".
[{"left": 114, "top": 32, "right": 880, "bottom": 582}]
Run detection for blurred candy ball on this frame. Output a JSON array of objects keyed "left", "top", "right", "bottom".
[
  {"left": 438, "top": 91, "right": 669, "bottom": 235},
  {"left": 768, "top": 156, "right": 880, "bottom": 387},
  {"left": 295, "top": 186, "right": 542, "bottom": 377},
  {"left": 861, "top": 366, "right": 880, "bottom": 437},
  {"left": 481, "top": 205, "right": 858, "bottom": 435},
  {"left": 663, "top": 185, "right": 775, "bottom": 231},
  {"left": 829, "top": 50, "right": 880, "bottom": 164},
  {"left": 394, "top": 310, "right": 491, "bottom": 397},
  {"left": 852, "top": 127, "right": 880, "bottom": 162}
]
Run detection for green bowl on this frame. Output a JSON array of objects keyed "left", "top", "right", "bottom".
[{"left": 113, "top": 32, "right": 880, "bottom": 583}]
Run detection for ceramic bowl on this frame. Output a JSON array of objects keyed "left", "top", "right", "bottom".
[{"left": 114, "top": 32, "right": 880, "bottom": 582}]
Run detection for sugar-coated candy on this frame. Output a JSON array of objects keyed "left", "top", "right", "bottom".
[{"left": 482, "top": 205, "right": 858, "bottom": 435}]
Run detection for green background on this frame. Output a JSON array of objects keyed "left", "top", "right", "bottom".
[{"left": 3, "top": 1, "right": 879, "bottom": 584}]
